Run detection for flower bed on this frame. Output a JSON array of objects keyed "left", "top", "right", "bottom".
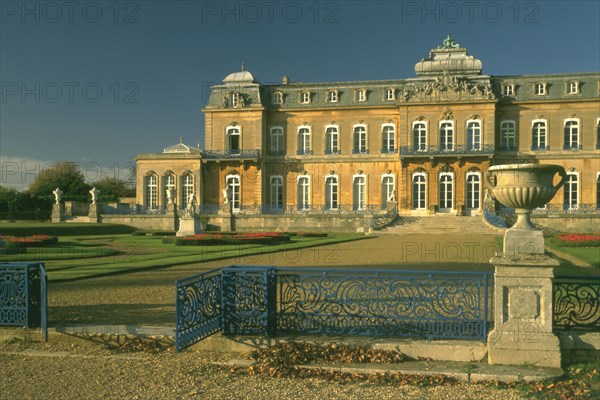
[
  {"left": 0, "top": 234, "right": 58, "bottom": 248},
  {"left": 551, "top": 234, "right": 600, "bottom": 247},
  {"left": 165, "top": 232, "right": 291, "bottom": 246}
]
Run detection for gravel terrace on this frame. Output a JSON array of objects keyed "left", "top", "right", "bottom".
[{"left": 2, "top": 234, "right": 525, "bottom": 399}]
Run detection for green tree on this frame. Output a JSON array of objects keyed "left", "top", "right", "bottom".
[
  {"left": 93, "top": 177, "right": 136, "bottom": 202},
  {"left": 27, "top": 161, "right": 90, "bottom": 200}
]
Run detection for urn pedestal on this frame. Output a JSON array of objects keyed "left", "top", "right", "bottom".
[{"left": 486, "top": 164, "right": 567, "bottom": 368}]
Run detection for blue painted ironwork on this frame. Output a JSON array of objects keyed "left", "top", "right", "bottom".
[
  {"left": 371, "top": 205, "right": 398, "bottom": 230},
  {"left": 553, "top": 275, "right": 600, "bottom": 330},
  {"left": 175, "top": 269, "right": 222, "bottom": 352},
  {"left": 175, "top": 266, "right": 494, "bottom": 351},
  {"left": 276, "top": 268, "right": 493, "bottom": 341},
  {"left": 221, "top": 266, "right": 276, "bottom": 336},
  {"left": 400, "top": 144, "right": 495, "bottom": 156},
  {"left": 483, "top": 207, "right": 508, "bottom": 229},
  {"left": 0, "top": 262, "right": 47, "bottom": 341},
  {"left": 202, "top": 149, "right": 260, "bottom": 159}
]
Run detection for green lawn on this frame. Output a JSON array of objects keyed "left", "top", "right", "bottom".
[
  {"left": 1, "top": 230, "right": 370, "bottom": 281},
  {"left": 494, "top": 235, "right": 599, "bottom": 277},
  {"left": 0, "top": 222, "right": 136, "bottom": 236}
]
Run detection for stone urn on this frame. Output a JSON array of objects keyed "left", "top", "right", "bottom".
[{"left": 486, "top": 163, "right": 567, "bottom": 256}]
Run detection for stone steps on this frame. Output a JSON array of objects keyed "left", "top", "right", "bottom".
[{"left": 379, "top": 215, "right": 501, "bottom": 235}]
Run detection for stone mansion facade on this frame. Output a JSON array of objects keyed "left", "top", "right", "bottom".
[{"left": 135, "top": 37, "right": 600, "bottom": 226}]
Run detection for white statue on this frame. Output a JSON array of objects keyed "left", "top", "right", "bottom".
[
  {"left": 89, "top": 187, "right": 99, "bottom": 204},
  {"left": 52, "top": 187, "right": 63, "bottom": 204},
  {"left": 166, "top": 188, "right": 175, "bottom": 204},
  {"left": 222, "top": 186, "right": 232, "bottom": 204},
  {"left": 186, "top": 192, "right": 196, "bottom": 214},
  {"left": 388, "top": 190, "right": 397, "bottom": 202}
]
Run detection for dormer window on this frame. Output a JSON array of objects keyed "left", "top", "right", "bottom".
[
  {"left": 534, "top": 82, "right": 547, "bottom": 96},
  {"left": 327, "top": 90, "right": 338, "bottom": 103},
  {"left": 354, "top": 89, "right": 366, "bottom": 102},
  {"left": 272, "top": 92, "right": 283, "bottom": 105},
  {"left": 300, "top": 91, "right": 311, "bottom": 104},
  {"left": 567, "top": 81, "right": 579, "bottom": 95},
  {"left": 384, "top": 88, "right": 395, "bottom": 101},
  {"left": 502, "top": 84, "right": 515, "bottom": 96}
]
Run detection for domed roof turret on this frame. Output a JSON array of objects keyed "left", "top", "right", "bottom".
[
  {"left": 223, "top": 63, "right": 258, "bottom": 83},
  {"left": 414, "top": 35, "right": 483, "bottom": 77}
]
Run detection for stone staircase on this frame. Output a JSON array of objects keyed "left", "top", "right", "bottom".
[{"left": 378, "top": 214, "right": 503, "bottom": 235}]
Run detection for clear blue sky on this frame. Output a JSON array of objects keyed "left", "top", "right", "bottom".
[{"left": 1, "top": 0, "right": 599, "bottom": 187}]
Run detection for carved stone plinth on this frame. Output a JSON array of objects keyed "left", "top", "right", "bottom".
[
  {"left": 51, "top": 203, "right": 64, "bottom": 223},
  {"left": 487, "top": 257, "right": 562, "bottom": 368},
  {"left": 177, "top": 216, "right": 199, "bottom": 237},
  {"left": 503, "top": 229, "right": 545, "bottom": 257},
  {"left": 88, "top": 204, "right": 100, "bottom": 223}
]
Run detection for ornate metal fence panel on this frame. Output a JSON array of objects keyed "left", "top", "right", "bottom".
[
  {"left": 175, "top": 269, "right": 222, "bottom": 352},
  {"left": 276, "top": 268, "right": 493, "bottom": 341},
  {"left": 221, "top": 266, "right": 276, "bottom": 336},
  {"left": 0, "top": 262, "right": 47, "bottom": 341},
  {"left": 553, "top": 275, "right": 600, "bottom": 330}
]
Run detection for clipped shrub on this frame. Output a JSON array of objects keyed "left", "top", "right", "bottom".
[
  {"left": 132, "top": 231, "right": 147, "bottom": 236},
  {"left": 150, "top": 231, "right": 176, "bottom": 236},
  {"left": 172, "top": 232, "right": 291, "bottom": 246},
  {"left": 297, "top": 232, "right": 328, "bottom": 237}
]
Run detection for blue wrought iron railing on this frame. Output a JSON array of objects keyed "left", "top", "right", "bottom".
[
  {"left": 553, "top": 275, "right": 600, "bottom": 331},
  {"left": 202, "top": 149, "right": 260, "bottom": 159},
  {"left": 175, "top": 266, "right": 494, "bottom": 351},
  {"left": 175, "top": 269, "right": 222, "bottom": 352},
  {"left": 0, "top": 262, "right": 47, "bottom": 341},
  {"left": 400, "top": 144, "right": 495, "bottom": 156},
  {"left": 483, "top": 207, "right": 508, "bottom": 229}
]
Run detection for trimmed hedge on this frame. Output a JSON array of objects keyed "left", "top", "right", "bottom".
[
  {"left": 0, "top": 223, "right": 137, "bottom": 237},
  {"left": 164, "top": 232, "right": 291, "bottom": 246},
  {"left": 297, "top": 232, "right": 328, "bottom": 237}
]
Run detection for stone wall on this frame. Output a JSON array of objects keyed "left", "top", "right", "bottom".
[
  {"left": 558, "top": 331, "right": 600, "bottom": 365},
  {"left": 207, "top": 213, "right": 371, "bottom": 233},
  {"left": 100, "top": 215, "right": 177, "bottom": 231},
  {"left": 532, "top": 214, "right": 600, "bottom": 233}
]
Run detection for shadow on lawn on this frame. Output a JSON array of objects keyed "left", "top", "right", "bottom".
[{"left": 50, "top": 303, "right": 175, "bottom": 326}]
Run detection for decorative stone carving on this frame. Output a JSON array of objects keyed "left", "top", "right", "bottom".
[
  {"left": 53, "top": 187, "right": 62, "bottom": 204},
  {"left": 89, "top": 187, "right": 99, "bottom": 205}
]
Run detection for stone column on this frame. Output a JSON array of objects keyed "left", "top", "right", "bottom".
[{"left": 88, "top": 203, "right": 100, "bottom": 223}]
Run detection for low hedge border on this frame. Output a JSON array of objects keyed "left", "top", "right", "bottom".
[{"left": 163, "top": 233, "right": 291, "bottom": 246}]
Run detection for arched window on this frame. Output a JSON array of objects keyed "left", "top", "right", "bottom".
[
  {"left": 439, "top": 172, "right": 454, "bottom": 211},
  {"left": 353, "top": 124, "right": 367, "bottom": 154},
  {"left": 531, "top": 119, "right": 547, "bottom": 150},
  {"left": 353, "top": 174, "right": 367, "bottom": 211},
  {"left": 412, "top": 173, "right": 426, "bottom": 210},
  {"left": 381, "top": 174, "right": 395, "bottom": 208},
  {"left": 500, "top": 120, "right": 516, "bottom": 151},
  {"left": 325, "top": 125, "right": 339, "bottom": 154},
  {"left": 564, "top": 173, "right": 579, "bottom": 210},
  {"left": 381, "top": 124, "right": 395, "bottom": 153},
  {"left": 181, "top": 174, "right": 194, "bottom": 208},
  {"left": 270, "top": 176, "right": 284, "bottom": 211},
  {"left": 297, "top": 175, "right": 310, "bottom": 211},
  {"left": 225, "top": 174, "right": 241, "bottom": 211},
  {"left": 466, "top": 172, "right": 481, "bottom": 210},
  {"left": 412, "top": 122, "right": 427, "bottom": 151},
  {"left": 297, "top": 126, "right": 311, "bottom": 155},
  {"left": 145, "top": 174, "right": 158, "bottom": 210},
  {"left": 439, "top": 121, "right": 454, "bottom": 151},
  {"left": 466, "top": 120, "right": 481, "bottom": 151},
  {"left": 563, "top": 119, "right": 580, "bottom": 150},
  {"left": 226, "top": 126, "right": 241, "bottom": 154},
  {"left": 325, "top": 175, "right": 339, "bottom": 210},
  {"left": 270, "top": 127, "right": 284, "bottom": 156}
]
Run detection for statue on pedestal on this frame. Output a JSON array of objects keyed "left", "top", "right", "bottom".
[
  {"left": 186, "top": 193, "right": 196, "bottom": 215},
  {"left": 166, "top": 188, "right": 176, "bottom": 205}
]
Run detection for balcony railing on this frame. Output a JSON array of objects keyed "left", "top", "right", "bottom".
[
  {"left": 563, "top": 144, "right": 582, "bottom": 150},
  {"left": 530, "top": 145, "right": 549, "bottom": 151},
  {"left": 268, "top": 150, "right": 285, "bottom": 157},
  {"left": 400, "top": 144, "right": 495, "bottom": 156},
  {"left": 352, "top": 148, "right": 369, "bottom": 154},
  {"left": 202, "top": 149, "right": 260, "bottom": 159},
  {"left": 296, "top": 149, "right": 313, "bottom": 155}
]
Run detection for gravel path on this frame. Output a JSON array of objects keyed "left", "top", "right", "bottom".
[
  {"left": 48, "top": 234, "right": 498, "bottom": 326},
  {"left": 3, "top": 234, "right": 525, "bottom": 399},
  {"left": 1, "top": 341, "right": 527, "bottom": 400}
]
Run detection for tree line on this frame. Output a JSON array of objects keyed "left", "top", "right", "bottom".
[{"left": 0, "top": 161, "right": 135, "bottom": 220}]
